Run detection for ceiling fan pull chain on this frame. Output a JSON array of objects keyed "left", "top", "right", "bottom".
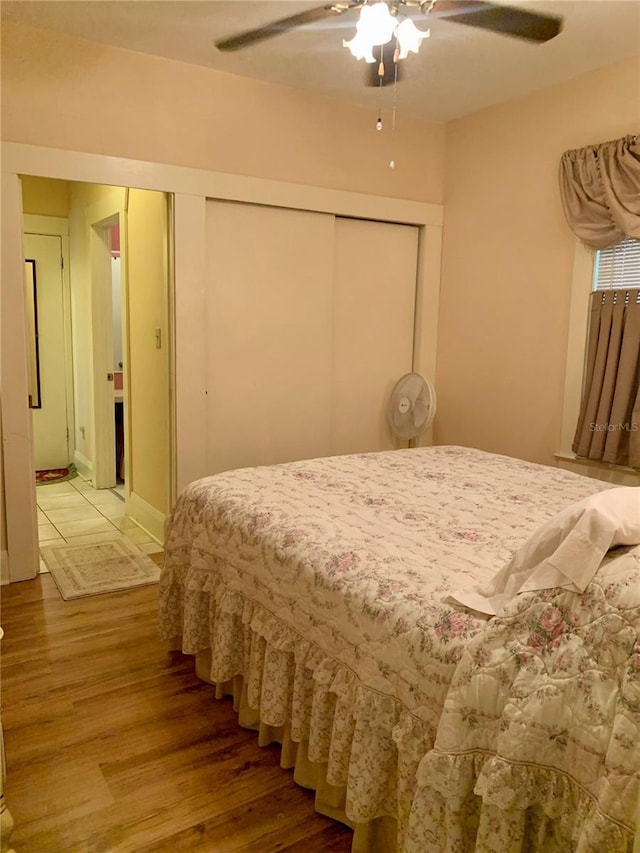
[
  {"left": 376, "top": 43, "right": 384, "bottom": 131},
  {"left": 390, "top": 57, "right": 398, "bottom": 169}
]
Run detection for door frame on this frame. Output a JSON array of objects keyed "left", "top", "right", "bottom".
[
  {"left": 1, "top": 142, "right": 442, "bottom": 583},
  {"left": 23, "top": 215, "right": 75, "bottom": 471},
  {"left": 89, "top": 209, "right": 120, "bottom": 489}
]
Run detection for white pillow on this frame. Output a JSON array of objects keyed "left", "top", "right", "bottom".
[{"left": 449, "top": 486, "right": 640, "bottom": 616}]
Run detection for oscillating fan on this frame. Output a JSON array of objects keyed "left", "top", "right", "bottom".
[{"left": 388, "top": 372, "right": 436, "bottom": 440}]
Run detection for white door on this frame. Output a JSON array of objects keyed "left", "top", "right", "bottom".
[
  {"left": 24, "top": 232, "right": 70, "bottom": 470},
  {"left": 204, "top": 200, "right": 420, "bottom": 475},
  {"left": 205, "top": 200, "right": 335, "bottom": 475},
  {"left": 331, "top": 217, "right": 418, "bottom": 455}
]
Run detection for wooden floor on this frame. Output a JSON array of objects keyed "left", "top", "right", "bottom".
[{"left": 1, "top": 568, "right": 353, "bottom": 853}]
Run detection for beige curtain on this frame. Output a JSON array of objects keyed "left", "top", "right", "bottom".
[
  {"left": 573, "top": 290, "right": 640, "bottom": 468},
  {"left": 559, "top": 135, "right": 640, "bottom": 249}
]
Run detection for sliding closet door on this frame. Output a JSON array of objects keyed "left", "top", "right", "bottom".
[
  {"left": 331, "top": 217, "right": 418, "bottom": 455},
  {"left": 205, "top": 200, "right": 334, "bottom": 474}
]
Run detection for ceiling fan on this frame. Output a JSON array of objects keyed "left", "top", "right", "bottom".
[{"left": 215, "top": 1, "right": 564, "bottom": 87}]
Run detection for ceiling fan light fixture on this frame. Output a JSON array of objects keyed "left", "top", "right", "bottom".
[
  {"left": 344, "top": 2, "right": 397, "bottom": 61},
  {"left": 358, "top": 2, "right": 398, "bottom": 44},
  {"left": 395, "top": 17, "right": 430, "bottom": 59},
  {"left": 344, "top": 2, "right": 429, "bottom": 64},
  {"left": 343, "top": 32, "right": 377, "bottom": 62}
]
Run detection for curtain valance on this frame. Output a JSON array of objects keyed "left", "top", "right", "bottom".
[{"left": 559, "top": 134, "right": 640, "bottom": 249}]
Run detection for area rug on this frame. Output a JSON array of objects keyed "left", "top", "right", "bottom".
[
  {"left": 36, "top": 464, "right": 78, "bottom": 486},
  {"left": 40, "top": 537, "right": 161, "bottom": 600}
]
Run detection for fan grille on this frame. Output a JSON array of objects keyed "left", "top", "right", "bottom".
[{"left": 388, "top": 372, "right": 436, "bottom": 440}]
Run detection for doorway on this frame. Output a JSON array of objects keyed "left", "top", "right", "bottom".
[
  {"left": 23, "top": 224, "right": 74, "bottom": 473},
  {"left": 110, "top": 223, "right": 125, "bottom": 496},
  {"left": 21, "top": 177, "right": 172, "bottom": 561}
]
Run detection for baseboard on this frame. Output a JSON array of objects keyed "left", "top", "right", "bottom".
[
  {"left": 73, "top": 449, "right": 94, "bottom": 482},
  {"left": 124, "top": 492, "right": 165, "bottom": 545},
  {"left": 1, "top": 550, "right": 10, "bottom": 586}
]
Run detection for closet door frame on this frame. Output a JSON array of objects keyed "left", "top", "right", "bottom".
[{"left": 2, "top": 142, "right": 443, "bottom": 582}]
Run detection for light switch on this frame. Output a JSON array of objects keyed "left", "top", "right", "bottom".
[{"left": 155, "top": 328, "right": 162, "bottom": 349}]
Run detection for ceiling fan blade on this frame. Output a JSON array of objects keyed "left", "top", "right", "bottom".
[
  {"left": 216, "top": 5, "right": 342, "bottom": 51},
  {"left": 366, "top": 42, "right": 403, "bottom": 87},
  {"left": 432, "top": 1, "right": 563, "bottom": 43}
]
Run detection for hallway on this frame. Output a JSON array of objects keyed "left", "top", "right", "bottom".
[{"left": 36, "top": 475, "right": 162, "bottom": 571}]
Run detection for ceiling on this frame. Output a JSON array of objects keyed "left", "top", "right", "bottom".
[{"left": 2, "top": 0, "right": 639, "bottom": 122}]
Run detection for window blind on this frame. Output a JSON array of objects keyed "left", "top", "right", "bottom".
[{"left": 594, "top": 236, "right": 640, "bottom": 290}]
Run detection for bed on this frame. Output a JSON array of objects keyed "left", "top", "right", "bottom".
[{"left": 159, "top": 445, "right": 639, "bottom": 852}]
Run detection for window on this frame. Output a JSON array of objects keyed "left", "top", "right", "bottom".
[
  {"left": 593, "top": 236, "right": 640, "bottom": 291},
  {"left": 557, "top": 133, "right": 640, "bottom": 475}
]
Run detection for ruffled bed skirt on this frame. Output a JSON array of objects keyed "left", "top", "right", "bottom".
[
  {"left": 192, "top": 653, "right": 399, "bottom": 853},
  {"left": 162, "top": 566, "right": 436, "bottom": 851},
  {"left": 408, "top": 750, "right": 634, "bottom": 853},
  {"left": 182, "top": 651, "right": 636, "bottom": 853},
  {"left": 162, "top": 567, "right": 636, "bottom": 853}
]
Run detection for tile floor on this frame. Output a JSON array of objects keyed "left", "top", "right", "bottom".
[{"left": 37, "top": 476, "right": 162, "bottom": 573}]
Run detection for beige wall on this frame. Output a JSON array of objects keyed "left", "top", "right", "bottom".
[
  {"left": 3, "top": 18, "right": 638, "bottom": 480},
  {"left": 435, "top": 58, "right": 640, "bottom": 466},
  {"left": 126, "top": 189, "right": 170, "bottom": 515},
  {"left": 21, "top": 175, "right": 70, "bottom": 217},
  {"left": 1, "top": 20, "right": 445, "bottom": 204}
]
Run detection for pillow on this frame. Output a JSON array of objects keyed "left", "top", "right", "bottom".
[{"left": 449, "top": 486, "right": 640, "bottom": 616}]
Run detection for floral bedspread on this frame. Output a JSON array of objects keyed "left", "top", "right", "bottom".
[
  {"left": 159, "top": 446, "right": 637, "bottom": 851},
  {"left": 410, "top": 540, "right": 640, "bottom": 852}
]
